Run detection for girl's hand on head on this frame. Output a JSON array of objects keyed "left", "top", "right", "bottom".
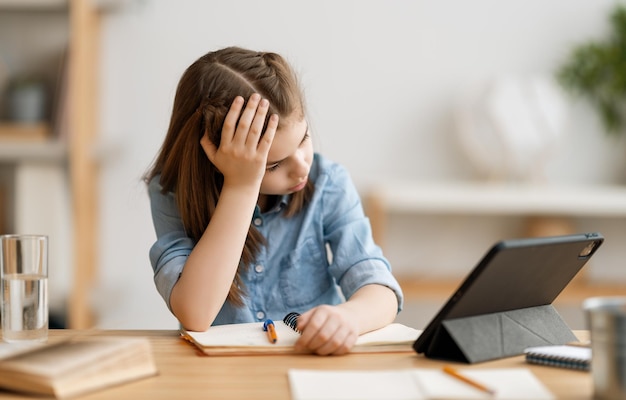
[
  {"left": 293, "top": 305, "right": 359, "bottom": 356},
  {"left": 200, "top": 93, "right": 278, "bottom": 189}
]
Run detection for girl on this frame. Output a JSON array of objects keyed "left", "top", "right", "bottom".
[{"left": 146, "top": 46, "right": 403, "bottom": 355}]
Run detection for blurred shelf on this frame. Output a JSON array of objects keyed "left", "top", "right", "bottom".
[
  {"left": 397, "top": 276, "right": 626, "bottom": 304},
  {"left": 0, "top": 122, "right": 50, "bottom": 140},
  {"left": 0, "top": 123, "right": 66, "bottom": 162},
  {"left": 364, "top": 180, "right": 626, "bottom": 249},
  {"left": 0, "top": 140, "right": 66, "bottom": 162},
  {"left": 0, "top": 0, "right": 66, "bottom": 10},
  {"left": 0, "top": 0, "right": 134, "bottom": 12},
  {"left": 1, "top": 0, "right": 101, "bottom": 329},
  {"left": 366, "top": 181, "right": 626, "bottom": 218}
]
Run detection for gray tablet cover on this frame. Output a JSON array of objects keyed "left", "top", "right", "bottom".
[{"left": 412, "top": 232, "right": 604, "bottom": 363}]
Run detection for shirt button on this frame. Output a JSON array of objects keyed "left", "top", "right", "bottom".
[
  {"left": 253, "top": 217, "right": 263, "bottom": 226},
  {"left": 254, "top": 264, "right": 264, "bottom": 273},
  {"left": 256, "top": 311, "right": 265, "bottom": 320}
]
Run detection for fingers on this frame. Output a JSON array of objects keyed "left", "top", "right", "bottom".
[
  {"left": 242, "top": 97, "right": 270, "bottom": 146},
  {"left": 230, "top": 94, "right": 265, "bottom": 146},
  {"left": 221, "top": 96, "right": 244, "bottom": 143},
  {"left": 203, "top": 93, "right": 278, "bottom": 187},
  {"left": 258, "top": 114, "right": 278, "bottom": 152},
  {"left": 295, "top": 306, "right": 357, "bottom": 356},
  {"left": 222, "top": 94, "right": 277, "bottom": 149}
]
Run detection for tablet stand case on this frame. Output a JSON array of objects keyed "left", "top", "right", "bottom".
[{"left": 423, "top": 304, "right": 577, "bottom": 363}]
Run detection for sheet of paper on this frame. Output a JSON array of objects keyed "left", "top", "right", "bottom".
[
  {"left": 288, "top": 368, "right": 554, "bottom": 400},
  {"left": 414, "top": 368, "right": 554, "bottom": 399},
  {"left": 289, "top": 369, "right": 425, "bottom": 400}
]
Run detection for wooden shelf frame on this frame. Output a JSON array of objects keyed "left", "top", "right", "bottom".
[
  {"left": 66, "top": 0, "right": 100, "bottom": 329},
  {"left": 1, "top": 1, "right": 121, "bottom": 328}
]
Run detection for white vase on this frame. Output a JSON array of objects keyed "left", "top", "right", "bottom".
[{"left": 455, "top": 75, "right": 568, "bottom": 182}]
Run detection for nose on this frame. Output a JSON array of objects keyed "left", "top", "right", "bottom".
[{"left": 290, "top": 151, "right": 309, "bottom": 179}]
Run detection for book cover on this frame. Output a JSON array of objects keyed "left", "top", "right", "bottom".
[{"left": 0, "top": 336, "right": 158, "bottom": 398}]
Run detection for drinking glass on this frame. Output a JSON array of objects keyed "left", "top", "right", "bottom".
[
  {"left": 1, "top": 234, "right": 48, "bottom": 343},
  {"left": 584, "top": 296, "right": 626, "bottom": 400}
]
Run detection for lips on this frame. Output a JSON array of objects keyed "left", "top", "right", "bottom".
[{"left": 289, "top": 179, "right": 308, "bottom": 192}]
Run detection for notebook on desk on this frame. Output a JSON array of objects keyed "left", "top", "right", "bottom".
[
  {"left": 413, "top": 232, "right": 604, "bottom": 363},
  {"left": 182, "top": 318, "right": 421, "bottom": 356}
]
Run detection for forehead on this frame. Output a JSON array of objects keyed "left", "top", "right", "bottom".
[
  {"left": 268, "top": 116, "right": 307, "bottom": 157},
  {"left": 277, "top": 114, "right": 306, "bottom": 134}
]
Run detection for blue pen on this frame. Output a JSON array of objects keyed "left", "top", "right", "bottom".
[{"left": 263, "top": 319, "right": 278, "bottom": 344}]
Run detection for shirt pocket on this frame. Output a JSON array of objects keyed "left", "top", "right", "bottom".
[{"left": 279, "top": 237, "right": 332, "bottom": 308}]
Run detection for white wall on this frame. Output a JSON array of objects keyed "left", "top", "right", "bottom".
[
  {"left": 15, "top": 163, "right": 71, "bottom": 316},
  {"left": 96, "top": 0, "right": 626, "bottom": 328}
]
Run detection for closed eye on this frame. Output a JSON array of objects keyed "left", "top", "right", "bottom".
[
  {"left": 266, "top": 163, "right": 281, "bottom": 172},
  {"left": 265, "top": 125, "right": 310, "bottom": 173}
]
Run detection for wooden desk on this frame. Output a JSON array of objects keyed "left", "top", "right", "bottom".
[{"left": 0, "top": 330, "right": 592, "bottom": 399}]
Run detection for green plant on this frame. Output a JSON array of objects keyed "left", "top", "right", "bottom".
[{"left": 557, "top": 5, "right": 626, "bottom": 135}]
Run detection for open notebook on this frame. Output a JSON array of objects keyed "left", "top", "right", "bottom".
[{"left": 181, "top": 320, "right": 421, "bottom": 356}]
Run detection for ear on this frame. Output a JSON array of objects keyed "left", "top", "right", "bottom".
[{"left": 200, "top": 131, "right": 218, "bottom": 163}]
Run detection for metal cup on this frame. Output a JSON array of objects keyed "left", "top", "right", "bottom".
[
  {"left": 0, "top": 234, "right": 48, "bottom": 343},
  {"left": 584, "top": 296, "right": 626, "bottom": 400}
]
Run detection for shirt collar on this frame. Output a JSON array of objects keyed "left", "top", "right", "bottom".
[
  {"left": 269, "top": 195, "right": 290, "bottom": 213},
  {"left": 254, "top": 195, "right": 290, "bottom": 216}
]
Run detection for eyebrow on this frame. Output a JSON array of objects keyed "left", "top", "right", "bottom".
[{"left": 266, "top": 124, "right": 309, "bottom": 166}]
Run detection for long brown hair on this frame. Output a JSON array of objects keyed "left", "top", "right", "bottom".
[{"left": 147, "top": 47, "right": 313, "bottom": 305}]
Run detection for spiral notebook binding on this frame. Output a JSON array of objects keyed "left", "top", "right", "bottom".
[
  {"left": 525, "top": 353, "right": 590, "bottom": 371},
  {"left": 283, "top": 312, "right": 301, "bottom": 333},
  {"left": 524, "top": 345, "right": 591, "bottom": 371}
]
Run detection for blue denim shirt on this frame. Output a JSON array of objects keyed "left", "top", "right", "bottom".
[{"left": 148, "top": 153, "right": 403, "bottom": 325}]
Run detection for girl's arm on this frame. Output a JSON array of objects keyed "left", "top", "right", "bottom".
[
  {"left": 292, "top": 160, "right": 402, "bottom": 355},
  {"left": 169, "top": 94, "right": 277, "bottom": 331},
  {"left": 294, "top": 284, "right": 398, "bottom": 355}
]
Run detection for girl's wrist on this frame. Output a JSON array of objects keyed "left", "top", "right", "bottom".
[
  {"left": 221, "top": 179, "right": 261, "bottom": 195},
  {"left": 219, "top": 181, "right": 261, "bottom": 206}
]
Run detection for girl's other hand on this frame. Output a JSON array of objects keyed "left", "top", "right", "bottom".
[
  {"left": 294, "top": 305, "right": 359, "bottom": 356},
  {"left": 201, "top": 93, "right": 278, "bottom": 189}
]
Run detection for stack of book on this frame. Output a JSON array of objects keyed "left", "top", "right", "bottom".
[{"left": 0, "top": 336, "right": 158, "bottom": 398}]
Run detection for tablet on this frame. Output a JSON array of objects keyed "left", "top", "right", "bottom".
[{"left": 413, "top": 232, "right": 604, "bottom": 359}]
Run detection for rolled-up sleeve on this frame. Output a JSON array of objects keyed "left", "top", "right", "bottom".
[
  {"left": 148, "top": 176, "right": 194, "bottom": 310},
  {"left": 321, "top": 164, "right": 404, "bottom": 312}
]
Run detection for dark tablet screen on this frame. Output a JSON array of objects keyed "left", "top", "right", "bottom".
[{"left": 413, "top": 232, "right": 604, "bottom": 355}]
